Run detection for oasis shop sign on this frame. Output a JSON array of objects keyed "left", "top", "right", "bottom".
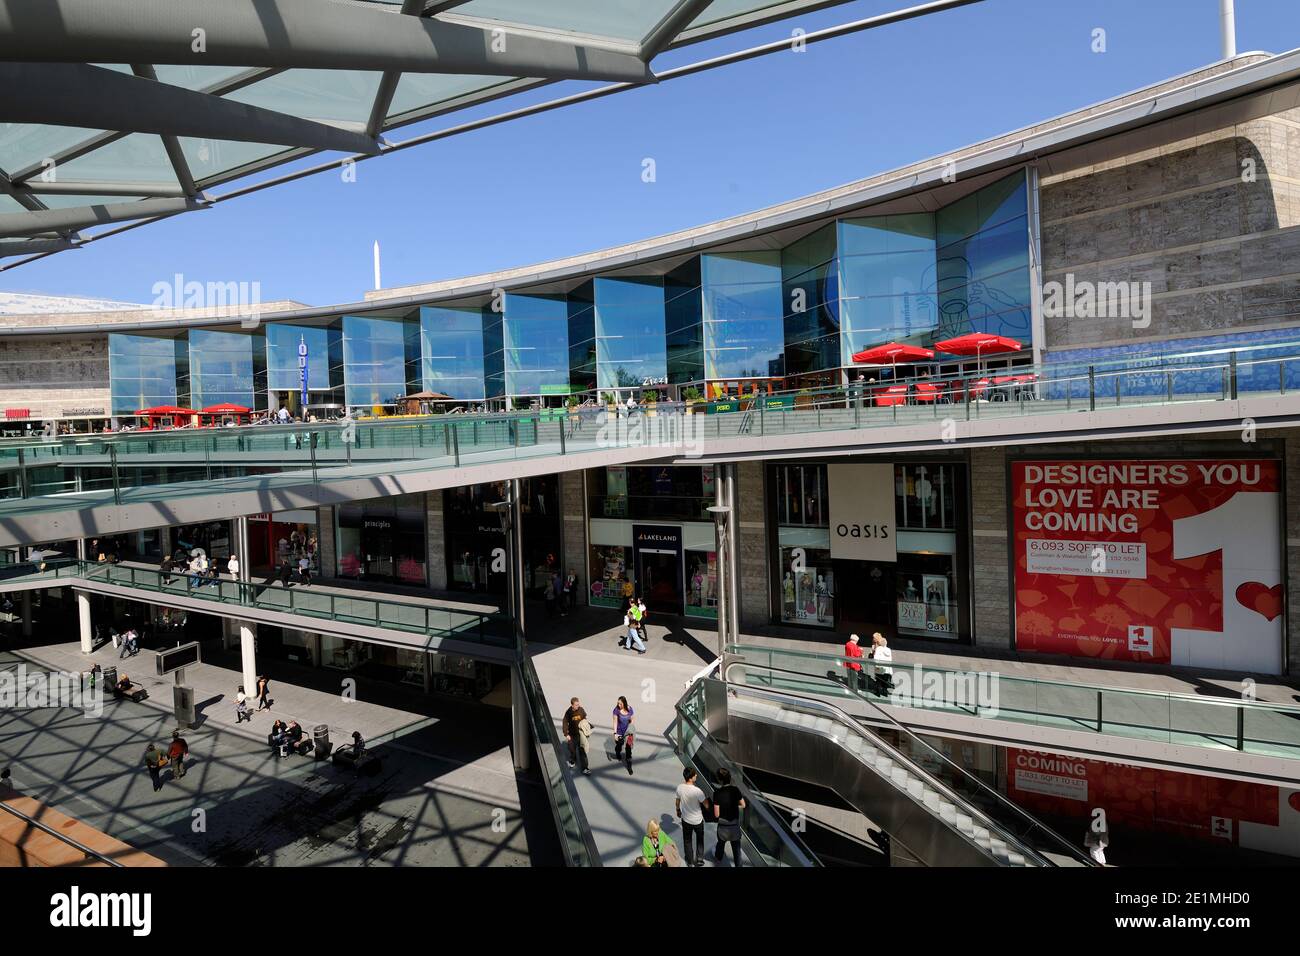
[{"left": 827, "top": 463, "right": 896, "bottom": 563}]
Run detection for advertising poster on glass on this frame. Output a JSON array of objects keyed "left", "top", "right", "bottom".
[{"left": 1011, "top": 458, "right": 1283, "bottom": 674}]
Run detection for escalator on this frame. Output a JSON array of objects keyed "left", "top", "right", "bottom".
[{"left": 676, "top": 664, "right": 1094, "bottom": 867}]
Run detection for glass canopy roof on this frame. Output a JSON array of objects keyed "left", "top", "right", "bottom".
[{"left": 0, "top": 0, "right": 860, "bottom": 264}]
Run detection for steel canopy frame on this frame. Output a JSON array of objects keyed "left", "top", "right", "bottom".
[
  {"left": 0, "top": 0, "right": 656, "bottom": 81},
  {"left": 0, "top": 0, "right": 981, "bottom": 265}
]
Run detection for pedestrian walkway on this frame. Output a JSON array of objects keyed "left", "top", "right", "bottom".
[
  {"left": 528, "top": 632, "right": 748, "bottom": 867},
  {"left": 0, "top": 649, "right": 550, "bottom": 866}
]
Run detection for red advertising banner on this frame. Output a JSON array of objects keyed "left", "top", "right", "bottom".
[
  {"left": 1011, "top": 459, "right": 1282, "bottom": 673},
  {"left": 1005, "top": 748, "right": 1292, "bottom": 854}
]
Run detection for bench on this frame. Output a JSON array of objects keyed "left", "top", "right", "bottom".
[
  {"left": 331, "top": 747, "right": 381, "bottom": 776},
  {"left": 267, "top": 729, "right": 313, "bottom": 757},
  {"left": 113, "top": 681, "right": 149, "bottom": 703}
]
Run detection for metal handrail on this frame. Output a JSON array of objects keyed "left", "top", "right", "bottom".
[
  {"left": 0, "top": 797, "right": 126, "bottom": 867},
  {"left": 728, "top": 642, "right": 1300, "bottom": 714},
  {"left": 722, "top": 660, "right": 1095, "bottom": 866}
]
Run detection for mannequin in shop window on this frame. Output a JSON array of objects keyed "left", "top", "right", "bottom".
[
  {"left": 816, "top": 574, "right": 831, "bottom": 623},
  {"left": 783, "top": 572, "right": 795, "bottom": 619}
]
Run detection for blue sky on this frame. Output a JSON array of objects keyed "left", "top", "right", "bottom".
[{"left": 7, "top": 0, "right": 1300, "bottom": 306}]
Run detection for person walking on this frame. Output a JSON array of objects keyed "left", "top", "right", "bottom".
[
  {"left": 676, "top": 766, "right": 708, "bottom": 867},
  {"left": 227, "top": 552, "right": 241, "bottom": 581},
  {"left": 544, "top": 573, "right": 558, "bottom": 619},
  {"left": 612, "top": 696, "right": 635, "bottom": 774},
  {"left": 159, "top": 552, "right": 174, "bottom": 585},
  {"left": 278, "top": 558, "right": 293, "bottom": 588},
  {"left": 641, "top": 819, "right": 679, "bottom": 867},
  {"left": 297, "top": 554, "right": 311, "bottom": 587},
  {"left": 562, "top": 697, "right": 590, "bottom": 775},
  {"left": 635, "top": 597, "right": 648, "bottom": 643},
  {"left": 255, "top": 674, "right": 271, "bottom": 712},
  {"left": 561, "top": 569, "right": 576, "bottom": 616},
  {"left": 843, "top": 632, "right": 866, "bottom": 692},
  {"left": 235, "top": 686, "right": 252, "bottom": 723},
  {"left": 168, "top": 731, "right": 189, "bottom": 779},
  {"left": 142, "top": 744, "right": 164, "bottom": 792},
  {"left": 622, "top": 602, "right": 646, "bottom": 654},
  {"left": 711, "top": 767, "right": 746, "bottom": 867}
]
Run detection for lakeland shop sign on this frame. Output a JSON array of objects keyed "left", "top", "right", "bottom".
[{"left": 1011, "top": 459, "right": 1283, "bottom": 674}]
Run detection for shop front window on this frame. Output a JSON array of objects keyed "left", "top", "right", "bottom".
[
  {"left": 590, "top": 544, "right": 631, "bottom": 607},
  {"left": 896, "top": 462, "right": 957, "bottom": 530},
  {"left": 778, "top": 544, "right": 835, "bottom": 626},
  {"left": 335, "top": 494, "right": 426, "bottom": 585},
  {"left": 684, "top": 549, "right": 717, "bottom": 619},
  {"left": 775, "top": 463, "right": 828, "bottom": 526},
  {"left": 895, "top": 553, "right": 958, "bottom": 637}
]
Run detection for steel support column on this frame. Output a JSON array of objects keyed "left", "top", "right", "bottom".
[
  {"left": 239, "top": 622, "right": 257, "bottom": 699},
  {"left": 76, "top": 589, "right": 92, "bottom": 653}
]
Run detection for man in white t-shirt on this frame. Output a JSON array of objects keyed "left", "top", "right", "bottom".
[{"left": 675, "top": 766, "right": 708, "bottom": 867}]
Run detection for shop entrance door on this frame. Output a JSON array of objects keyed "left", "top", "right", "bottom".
[
  {"left": 834, "top": 559, "right": 896, "bottom": 638},
  {"left": 637, "top": 549, "right": 682, "bottom": 615}
]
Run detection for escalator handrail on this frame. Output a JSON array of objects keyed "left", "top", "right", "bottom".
[
  {"left": 723, "top": 661, "right": 1095, "bottom": 866},
  {"left": 673, "top": 684, "right": 820, "bottom": 868}
]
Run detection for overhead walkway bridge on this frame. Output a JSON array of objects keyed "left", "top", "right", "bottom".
[{"left": 4, "top": 341, "right": 1300, "bottom": 546}]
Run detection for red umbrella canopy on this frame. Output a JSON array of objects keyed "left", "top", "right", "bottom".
[
  {"left": 932, "top": 332, "right": 1023, "bottom": 356},
  {"left": 135, "top": 405, "right": 198, "bottom": 416},
  {"left": 201, "top": 403, "right": 251, "bottom": 415},
  {"left": 851, "top": 342, "right": 936, "bottom": 364}
]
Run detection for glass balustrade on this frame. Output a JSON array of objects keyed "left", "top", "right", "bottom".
[
  {"left": 0, "top": 339, "right": 1298, "bottom": 516},
  {"left": 728, "top": 643, "right": 1300, "bottom": 761}
]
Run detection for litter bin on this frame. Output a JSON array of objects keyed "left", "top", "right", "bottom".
[
  {"left": 312, "top": 724, "right": 332, "bottom": 760},
  {"left": 103, "top": 665, "right": 118, "bottom": 689}
]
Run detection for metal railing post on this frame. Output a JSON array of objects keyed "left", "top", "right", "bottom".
[
  {"left": 452, "top": 425, "right": 460, "bottom": 466},
  {"left": 1229, "top": 350, "right": 1239, "bottom": 399},
  {"left": 1115, "top": 376, "right": 1123, "bottom": 406},
  {"left": 1096, "top": 690, "right": 1103, "bottom": 732},
  {"left": 1167, "top": 371, "right": 1174, "bottom": 402},
  {"left": 1088, "top": 366, "right": 1096, "bottom": 411},
  {"left": 1237, "top": 706, "right": 1245, "bottom": 751},
  {"left": 559, "top": 415, "right": 566, "bottom": 454}
]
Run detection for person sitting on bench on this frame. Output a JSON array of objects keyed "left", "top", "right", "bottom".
[
  {"left": 116, "top": 673, "right": 132, "bottom": 695},
  {"left": 268, "top": 719, "right": 288, "bottom": 753},
  {"left": 284, "top": 721, "right": 306, "bottom": 755}
]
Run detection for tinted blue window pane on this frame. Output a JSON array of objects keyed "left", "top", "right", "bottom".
[
  {"left": 188, "top": 329, "right": 262, "bottom": 409},
  {"left": 839, "top": 215, "right": 938, "bottom": 362},
  {"left": 568, "top": 281, "right": 597, "bottom": 394},
  {"left": 420, "top": 305, "right": 487, "bottom": 401},
  {"left": 665, "top": 259, "right": 703, "bottom": 386},
  {"left": 702, "top": 252, "right": 784, "bottom": 380},
  {"left": 781, "top": 224, "right": 840, "bottom": 375},
  {"left": 266, "top": 324, "right": 334, "bottom": 391},
  {"left": 343, "top": 315, "right": 416, "bottom": 408},
  {"left": 109, "top": 334, "right": 178, "bottom": 415},
  {"left": 594, "top": 277, "right": 667, "bottom": 389},
  {"left": 503, "top": 294, "right": 570, "bottom": 396}
]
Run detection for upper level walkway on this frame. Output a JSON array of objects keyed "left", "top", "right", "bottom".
[
  {"left": 4, "top": 340, "right": 1300, "bottom": 545},
  {"left": 0, "top": 558, "right": 516, "bottom": 664}
]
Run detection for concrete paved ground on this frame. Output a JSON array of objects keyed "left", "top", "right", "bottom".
[
  {"left": 528, "top": 631, "right": 750, "bottom": 867},
  {"left": 0, "top": 645, "right": 558, "bottom": 866}
]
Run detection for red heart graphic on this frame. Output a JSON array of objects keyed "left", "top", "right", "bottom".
[{"left": 1236, "top": 582, "right": 1283, "bottom": 622}]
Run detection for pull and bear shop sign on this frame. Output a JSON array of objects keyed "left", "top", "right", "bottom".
[{"left": 1012, "top": 459, "right": 1283, "bottom": 674}]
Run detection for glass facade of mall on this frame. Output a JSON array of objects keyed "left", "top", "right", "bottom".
[{"left": 103, "top": 171, "right": 1033, "bottom": 414}]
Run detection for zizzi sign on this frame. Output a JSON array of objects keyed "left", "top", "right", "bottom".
[{"left": 827, "top": 463, "right": 896, "bottom": 563}]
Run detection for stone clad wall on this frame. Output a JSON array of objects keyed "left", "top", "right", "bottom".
[
  {"left": 0, "top": 336, "right": 109, "bottom": 421},
  {"left": 969, "top": 446, "right": 1012, "bottom": 649},
  {"left": 1040, "top": 114, "right": 1300, "bottom": 350}
]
